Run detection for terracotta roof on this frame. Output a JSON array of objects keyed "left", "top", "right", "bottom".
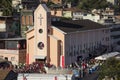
[{"left": 52, "top": 19, "right": 107, "bottom": 33}]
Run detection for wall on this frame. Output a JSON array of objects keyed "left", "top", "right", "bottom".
[
  {"left": 26, "top": 29, "right": 35, "bottom": 64},
  {"left": 63, "top": 11, "right": 72, "bottom": 18},
  {"left": 0, "top": 49, "right": 19, "bottom": 65},
  {"left": 51, "top": 9, "right": 63, "bottom": 17},
  {"left": 65, "top": 28, "right": 111, "bottom": 65},
  {"left": 19, "top": 49, "right": 26, "bottom": 64},
  {"left": 83, "top": 14, "right": 100, "bottom": 22},
  {"left": 18, "top": 73, "right": 72, "bottom": 80},
  {"left": 52, "top": 27, "right": 65, "bottom": 55},
  {"left": 49, "top": 35, "right": 60, "bottom": 67}
]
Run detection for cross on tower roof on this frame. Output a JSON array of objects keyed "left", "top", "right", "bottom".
[{"left": 38, "top": 14, "right": 43, "bottom": 25}]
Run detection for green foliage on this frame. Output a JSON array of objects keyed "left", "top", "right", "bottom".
[
  {"left": 0, "top": 0, "right": 12, "bottom": 16},
  {"left": 66, "top": 0, "right": 74, "bottom": 3},
  {"left": 98, "top": 57, "right": 120, "bottom": 80},
  {"left": 46, "top": 1, "right": 55, "bottom": 7},
  {"left": 77, "top": 0, "right": 110, "bottom": 11}
]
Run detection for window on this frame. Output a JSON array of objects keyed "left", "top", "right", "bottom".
[
  {"left": 38, "top": 42, "right": 44, "bottom": 49},
  {"left": 39, "top": 29, "right": 43, "bottom": 33},
  {"left": 6, "top": 41, "right": 18, "bottom": 49},
  {"left": 83, "top": 13, "right": 87, "bottom": 16},
  {"left": 60, "top": 41, "right": 63, "bottom": 55}
]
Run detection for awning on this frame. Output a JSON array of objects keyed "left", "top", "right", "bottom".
[
  {"left": 34, "top": 55, "right": 46, "bottom": 59},
  {"left": 95, "top": 52, "right": 120, "bottom": 60}
]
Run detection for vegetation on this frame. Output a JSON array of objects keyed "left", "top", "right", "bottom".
[
  {"left": 0, "top": 0, "right": 12, "bottom": 16},
  {"left": 46, "top": 1, "right": 55, "bottom": 7},
  {"left": 113, "top": 4, "right": 120, "bottom": 12},
  {"left": 77, "top": 0, "right": 110, "bottom": 11},
  {"left": 62, "top": 0, "right": 120, "bottom": 13},
  {"left": 98, "top": 57, "right": 120, "bottom": 80}
]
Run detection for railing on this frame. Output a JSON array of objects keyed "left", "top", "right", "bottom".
[{"left": 0, "top": 49, "right": 19, "bottom": 54}]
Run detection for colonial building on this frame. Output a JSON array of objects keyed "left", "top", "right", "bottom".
[{"left": 26, "top": 4, "right": 111, "bottom": 67}]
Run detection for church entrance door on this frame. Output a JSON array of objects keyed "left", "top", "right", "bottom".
[{"left": 35, "top": 58, "right": 46, "bottom": 63}]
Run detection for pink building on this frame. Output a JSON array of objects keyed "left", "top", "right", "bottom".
[{"left": 26, "top": 4, "right": 111, "bottom": 68}]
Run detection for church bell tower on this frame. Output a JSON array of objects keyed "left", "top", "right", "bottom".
[{"left": 34, "top": 4, "right": 51, "bottom": 61}]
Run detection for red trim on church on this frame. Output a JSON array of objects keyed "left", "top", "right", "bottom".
[{"left": 61, "top": 55, "right": 65, "bottom": 68}]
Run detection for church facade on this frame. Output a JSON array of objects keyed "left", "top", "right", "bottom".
[{"left": 26, "top": 4, "right": 111, "bottom": 67}]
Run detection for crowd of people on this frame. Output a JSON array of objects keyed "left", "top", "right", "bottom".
[{"left": 14, "top": 62, "right": 53, "bottom": 73}]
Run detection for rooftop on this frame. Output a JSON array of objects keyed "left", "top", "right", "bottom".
[
  {"left": 0, "top": 38, "right": 26, "bottom": 41},
  {"left": 52, "top": 19, "right": 107, "bottom": 33}
]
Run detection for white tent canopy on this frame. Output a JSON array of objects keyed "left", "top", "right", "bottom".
[{"left": 95, "top": 52, "right": 120, "bottom": 60}]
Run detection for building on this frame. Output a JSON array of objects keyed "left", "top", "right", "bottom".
[
  {"left": 12, "top": 0, "right": 21, "bottom": 8},
  {"left": 0, "top": 16, "right": 21, "bottom": 38},
  {"left": 21, "top": 9, "right": 34, "bottom": 37},
  {"left": 21, "top": 0, "right": 40, "bottom": 10},
  {"left": 107, "top": 0, "right": 118, "bottom": 5},
  {"left": 109, "top": 15, "right": 120, "bottom": 51},
  {"left": 42, "top": 0, "right": 62, "bottom": 4},
  {"left": 81, "top": 13, "right": 100, "bottom": 22},
  {"left": 26, "top": 4, "right": 111, "bottom": 67},
  {"left": 0, "top": 38, "right": 26, "bottom": 65},
  {"left": 98, "top": 8, "right": 115, "bottom": 25}
]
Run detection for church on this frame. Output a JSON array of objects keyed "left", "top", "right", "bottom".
[{"left": 26, "top": 4, "right": 111, "bottom": 68}]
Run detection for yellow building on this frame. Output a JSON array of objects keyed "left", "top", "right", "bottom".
[{"left": 26, "top": 4, "right": 111, "bottom": 68}]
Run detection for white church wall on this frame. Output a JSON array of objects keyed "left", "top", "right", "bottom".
[{"left": 64, "top": 28, "right": 111, "bottom": 65}]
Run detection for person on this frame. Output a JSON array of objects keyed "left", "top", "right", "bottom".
[{"left": 72, "top": 69, "right": 80, "bottom": 80}]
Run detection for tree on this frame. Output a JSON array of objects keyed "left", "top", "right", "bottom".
[
  {"left": 0, "top": 0, "right": 12, "bottom": 16},
  {"left": 98, "top": 57, "right": 120, "bottom": 80},
  {"left": 77, "top": 0, "right": 110, "bottom": 11}
]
